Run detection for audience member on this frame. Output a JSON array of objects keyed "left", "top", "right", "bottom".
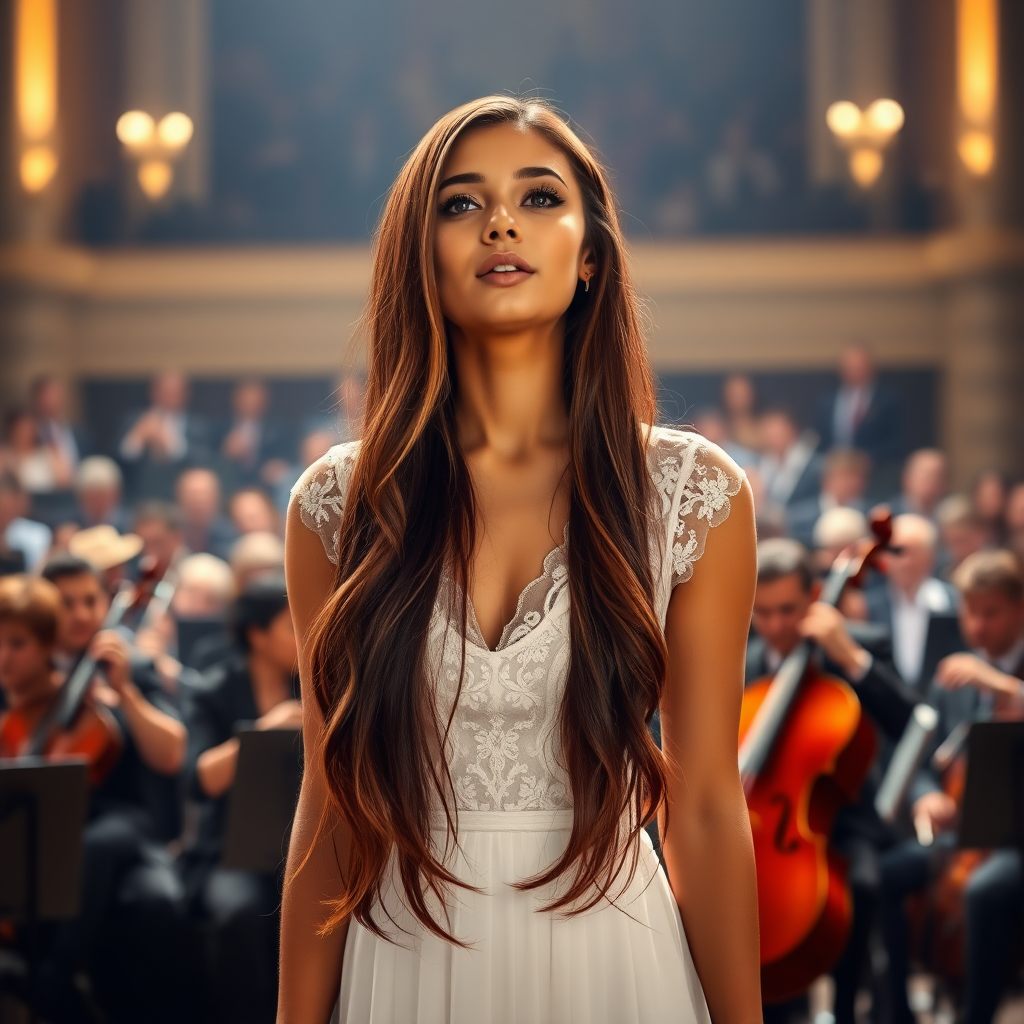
[
  {"left": 275, "top": 428, "right": 338, "bottom": 510},
  {"left": 973, "top": 469, "right": 1008, "bottom": 544},
  {"left": 721, "top": 373, "right": 761, "bottom": 453},
  {"left": 935, "top": 494, "right": 988, "bottom": 579},
  {"left": 68, "top": 524, "right": 144, "bottom": 591},
  {"left": 180, "top": 574, "right": 301, "bottom": 1024},
  {"left": 132, "top": 500, "right": 187, "bottom": 580},
  {"left": 76, "top": 455, "right": 128, "bottom": 531},
  {"left": 1, "top": 407, "right": 74, "bottom": 494},
  {"left": 119, "top": 372, "right": 209, "bottom": 500},
  {"left": 228, "top": 487, "right": 281, "bottom": 536},
  {"left": 229, "top": 532, "right": 286, "bottom": 591},
  {"left": 787, "top": 448, "right": 870, "bottom": 550},
  {"left": 690, "top": 407, "right": 757, "bottom": 469},
  {"left": 757, "top": 408, "right": 821, "bottom": 510},
  {"left": 865, "top": 514, "right": 961, "bottom": 690},
  {"left": 0, "top": 470, "right": 52, "bottom": 574},
  {"left": 171, "top": 553, "right": 236, "bottom": 620},
  {"left": 811, "top": 506, "right": 869, "bottom": 575},
  {"left": 218, "top": 379, "right": 292, "bottom": 490},
  {"left": 1005, "top": 481, "right": 1024, "bottom": 564},
  {"left": 817, "top": 345, "right": 903, "bottom": 469},
  {"left": 880, "top": 550, "right": 1024, "bottom": 1024},
  {"left": 893, "top": 448, "right": 948, "bottom": 520},
  {"left": 31, "top": 374, "right": 88, "bottom": 475},
  {"left": 176, "top": 467, "right": 237, "bottom": 561}
]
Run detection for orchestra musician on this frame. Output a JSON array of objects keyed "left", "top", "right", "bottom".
[
  {"left": 879, "top": 549, "right": 1024, "bottom": 1024},
  {"left": 179, "top": 573, "right": 300, "bottom": 1024},
  {"left": 0, "top": 565, "right": 189, "bottom": 1023},
  {"left": 748, "top": 538, "right": 918, "bottom": 1024}
]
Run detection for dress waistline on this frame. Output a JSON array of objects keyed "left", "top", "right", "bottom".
[{"left": 432, "top": 809, "right": 575, "bottom": 833}]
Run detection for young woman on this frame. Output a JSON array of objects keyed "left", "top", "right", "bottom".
[{"left": 280, "top": 96, "right": 760, "bottom": 1024}]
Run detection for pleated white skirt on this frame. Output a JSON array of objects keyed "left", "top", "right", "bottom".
[{"left": 338, "top": 809, "right": 710, "bottom": 1024}]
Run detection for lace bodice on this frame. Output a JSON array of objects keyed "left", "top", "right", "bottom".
[{"left": 292, "top": 427, "right": 743, "bottom": 812}]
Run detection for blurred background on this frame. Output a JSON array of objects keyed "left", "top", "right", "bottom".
[{"left": 1, "top": 1, "right": 1024, "bottom": 1022}]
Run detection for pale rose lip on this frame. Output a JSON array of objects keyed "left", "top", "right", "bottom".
[{"left": 476, "top": 251, "right": 535, "bottom": 277}]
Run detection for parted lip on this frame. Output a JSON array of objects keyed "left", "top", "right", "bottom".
[{"left": 476, "top": 251, "right": 535, "bottom": 276}]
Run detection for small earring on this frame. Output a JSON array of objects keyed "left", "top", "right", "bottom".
[{"left": 584, "top": 278, "right": 590, "bottom": 292}]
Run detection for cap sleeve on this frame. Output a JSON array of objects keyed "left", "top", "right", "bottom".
[
  {"left": 289, "top": 441, "right": 360, "bottom": 564},
  {"left": 648, "top": 428, "right": 745, "bottom": 590}
]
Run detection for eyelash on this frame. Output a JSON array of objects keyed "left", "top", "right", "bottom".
[{"left": 439, "top": 185, "right": 565, "bottom": 217}]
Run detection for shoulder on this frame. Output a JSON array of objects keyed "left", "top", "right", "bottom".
[
  {"left": 288, "top": 440, "right": 361, "bottom": 565},
  {"left": 647, "top": 426, "right": 750, "bottom": 588}
]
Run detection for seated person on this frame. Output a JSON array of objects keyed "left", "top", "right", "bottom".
[
  {"left": 749, "top": 539, "right": 917, "bottom": 1024},
  {"left": 180, "top": 574, "right": 301, "bottom": 1024},
  {"left": 176, "top": 468, "right": 238, "bottom": 562},
  {"left": 0, "top": 568, "right": 188, "bottom": 1023},
  {"left": 0, "top": 470, "right": 51, "bottom": 576},
  {"left": 880, "top": 549, "right": 1024, "bottom": 1024},
  {"left": 787, "top": 447, "right": 870, "bottom": 551}
]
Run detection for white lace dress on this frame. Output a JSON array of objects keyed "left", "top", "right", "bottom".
[{"left": 292, "top": 426, "right": 743, "bottom": 1024}]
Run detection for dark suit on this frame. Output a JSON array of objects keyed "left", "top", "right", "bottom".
[
  {"left": 215, "top": 416, "right": 295, "bottom": 492},
  {"left": 817, "top": 383, "right": 904, "bottom": 467},
  {"left": 880, "top": 651, "right": 1024, "bottom": 1024},
  {"left": 864, "top": 580, "right": 962, "bottom": 693},
  {"left": 746, "top": 623, "right": 917, "bottom": 1024},
  {"left": 118, "top": 409, "right": 212, "bottom": 501}
]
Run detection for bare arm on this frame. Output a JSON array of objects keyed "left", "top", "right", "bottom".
[
  {"left": 277, "top": 496, "right": 350, "bottom": 1024},
  {"left": 659, "top": 480, "right": 761, "bottom": 1024}
]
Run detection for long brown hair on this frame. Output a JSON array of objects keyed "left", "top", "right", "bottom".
[{"left": 307, "top": 96, "right": 667, "bottom": 941}]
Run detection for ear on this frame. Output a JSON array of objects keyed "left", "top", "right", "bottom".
[{"left": 578, "top": 245, "right": 597, "bottom": 287}]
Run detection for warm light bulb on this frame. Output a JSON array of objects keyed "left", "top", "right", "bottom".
[
  {"left": 117, "top": 110, "right": 155, "bottom": 149},
  {"left": 16, "top": 0, "right": 58, "bottom": 141},
  {"left": 849, "top": 148, "right": 884, "bottom": 188},
  {"left": 958, "top": 130, "right": 995, "bottom": 175},
  {"left": 20, "top": 144, "right": 57, "bottom": 191},
  {"left": 866, "top": 99, "right": 905, "bottom": 137},
  {"left": 826, "top": 101, "right": 862, "bottom": 139},
  {"left": 157, "top": 112, "right": 193, "bottom": 150},
  {"left": 138, "top": 159, "right": 173, "bottom": 200}
]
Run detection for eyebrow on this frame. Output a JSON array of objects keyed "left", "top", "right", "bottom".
[{"left": 438, "top": 165, "right": 567, "bottom": 191}]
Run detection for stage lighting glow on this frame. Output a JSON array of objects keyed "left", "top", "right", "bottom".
[
  {"left": 958, "top": 130, "right": 995, "bottom": 175},
  {"left": 117, "top": 110, "right": 156, "bottom": 149},
  {"left": 16, "top": 0, "right": 57, "bottom": 142},
  {"left": 958, "top": 0, "right": 997, "bottom": 126},
  {"left": 138, "top": 159, "right": 174, "bottom": 200},
  {"left": 157, "top": 112, "right": 194, "bottom": 150},
  {"left": 20, "top": 144, "right": 57, "bottom": 192}
]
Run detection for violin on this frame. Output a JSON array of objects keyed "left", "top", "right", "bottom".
[
  {"left": 738, "top": 509, "right": 892, "bottom": 1003},
  {"left": 0, "top": 562, "right": 163, "bottom": 786}
]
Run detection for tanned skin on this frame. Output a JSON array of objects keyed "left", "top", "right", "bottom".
[{"left": 279, "top": 123, "right": 762, "bottom": 1024}]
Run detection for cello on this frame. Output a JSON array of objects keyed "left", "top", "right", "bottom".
[
  {"left": 0, "top": 562, "right": 163, "bottom": 785},
  {"left": 739, "top": 510, "right": 891, "bottom": 1002}
]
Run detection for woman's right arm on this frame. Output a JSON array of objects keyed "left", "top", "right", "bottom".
[{"left": 278, "top": 497, "right": 350, "bottom": 1024}]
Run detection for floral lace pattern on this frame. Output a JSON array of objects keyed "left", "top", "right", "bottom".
[{"left": 290, "top": 427, "right": 743, "bottom": 812}]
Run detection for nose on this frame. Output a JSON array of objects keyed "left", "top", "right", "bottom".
[{"left": 484, "top": 203, "right": 519, "bottom": 243}]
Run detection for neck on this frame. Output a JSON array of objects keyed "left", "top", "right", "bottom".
[
  {"left": 247, "top": 652, "right": 290, "bottom": 713},
  {"left": 449, "top": 323, "right": 569, "bottom": 456}
]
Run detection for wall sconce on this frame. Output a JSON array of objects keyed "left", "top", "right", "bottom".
[
  {"left": 957, "top": 0, "right": 997, "bottom": 176},
  {"left": 825, "top": 98, "right": 905, "bottom": 188},
  {"left": 116, "top": 109, "right": 194, "bottom": 200},
  {"left": 16, "top": 0, "right": 59, "bottom": 193}
]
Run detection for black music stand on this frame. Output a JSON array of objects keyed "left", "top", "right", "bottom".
[
  {"left": 221, "top": 728, "right": 303, "bottom": 873},
  {"left": 958, "top": 721, "right": 1024, "bottom": 850},
  {"left": 0, "top": 759, "right": 89, "bottom": 1024}
]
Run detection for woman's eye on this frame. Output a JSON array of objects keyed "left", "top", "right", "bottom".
[
  {"left": 440, "top": 194, "right": 480, "bottom": 216},
  {"left": 522, "top": 186, "right": 564, "bottom": 209}
]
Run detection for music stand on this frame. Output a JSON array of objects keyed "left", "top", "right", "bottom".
[
  {"left": 958, "top": 721, "right": 1024, "bottom": 850},
  {"left": 221, "top": 728, "right": 302, "bottom": 873},
  {"left": 0, "top": 759, "right": 89, "bottom": 1024}
]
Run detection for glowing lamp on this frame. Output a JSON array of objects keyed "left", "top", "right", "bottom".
[
  {"left": 117, "top": 110, "right": 156, "bottom": 149},
  {"left": 138, "top": 159, "right": 174, "bottom": 200},
  {"left": 865, "top": 99, "right": 905, "bottom": 136},
  {"left": 958, "top": 130, "right": 995, "bottom": 176},
  {"left": 20, "top": 144, "right": 57, "bottom": 192},
  {"left": 849, "top": 149, "right": 883, "bottom": 188},
  {"left": 826, "top": 101, "right": 862, "bottom": 140},
  {"left": 157, "top": 112, "right": 194, "bottom": 150}
]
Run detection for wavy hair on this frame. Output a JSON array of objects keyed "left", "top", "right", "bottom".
[{"left": 306, "top": 96, "right": 667, "bottom": 942}]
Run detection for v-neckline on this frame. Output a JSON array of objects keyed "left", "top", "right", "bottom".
[{"left": 458, "top": 527, "right": 568, "bottom": 653}]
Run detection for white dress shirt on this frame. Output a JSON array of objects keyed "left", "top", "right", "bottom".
[
  {"left": 890, "top": 577, "right": 955, "bottom": 685},
  {"left": 833, "top": 383, "right": 874, "bottom": 448},
  {"left": 120, "top": 410, "right": 187, "bottom": 462}
]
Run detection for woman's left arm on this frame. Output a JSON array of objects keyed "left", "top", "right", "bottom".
[{"left": 659, "top": 478, "right": 761, "bottom": 1024}]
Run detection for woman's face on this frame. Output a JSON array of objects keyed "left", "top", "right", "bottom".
[
  {"left": 0, "top": 621, "right": 52, "bottom": 707},
  {"left": 433, "top": 123, "right": 593, "bottom": 339}
]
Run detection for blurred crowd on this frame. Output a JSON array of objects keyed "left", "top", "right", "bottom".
[{"left": 2, "top": 345, "right": 1023, "bottom": 1024}]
